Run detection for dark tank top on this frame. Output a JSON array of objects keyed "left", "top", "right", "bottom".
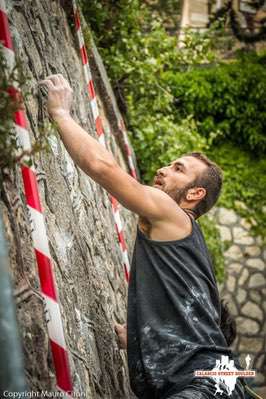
[{"left": 127, "top": 215, "right": 236, "bottom": 399}]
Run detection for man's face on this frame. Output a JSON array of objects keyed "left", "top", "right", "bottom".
[{"left": 153, "top": 156, "right": 207, "bottom": 203}]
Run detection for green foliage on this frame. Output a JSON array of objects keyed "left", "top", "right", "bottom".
[
  {"left": 81, "top": 1, "right": 266, "bottom": 282},
  {"left": 164, "top": 53, "right": 266, "bottom": 154},
  {"left": 198, "top": 215, "right": 228, "bottom": 282},
  {"left": 209, "top": 143, "right": 266, "bottom": 240},
  {"left": 130, "top": 115, "right": 206, "bottom": 183}
]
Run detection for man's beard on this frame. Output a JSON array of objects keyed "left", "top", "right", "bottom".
[
  {"left": 154, "top": 178, "right": 195, "bottom": 206},
  {"left": 174, "top": 187, "right": 189, "bottom": 205},
  {"left": 165, "top": 185, "right": 190, "bottom": 205}
]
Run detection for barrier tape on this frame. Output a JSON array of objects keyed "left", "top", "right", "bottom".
[
  {"left": 73, "top": 0, "right": 137, "bottom": 282},
  {"left": 0, "top": 0, "right": 73, "bottom": 395},
  {"left": 118, "top": 118, "right": 137, "bottom": 180}
]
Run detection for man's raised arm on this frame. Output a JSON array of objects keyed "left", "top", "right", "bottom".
[{"left": 39, "top": 74, "right": 184, "bottom": 223}]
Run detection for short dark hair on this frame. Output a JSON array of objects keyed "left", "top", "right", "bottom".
[{"left": 185, "top": 152, "right": 223, "bottom": 218}]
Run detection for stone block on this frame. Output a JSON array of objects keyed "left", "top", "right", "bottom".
[
  {"left": 256, "top": 236, "right": 263, "bottom": 245},
  {"left": 226, "top": 275, "right": 236, "bottom": 292},
  {"left": 236, "top": 288, "right": 247, "bottom": 304},
  {"left": 218, "top": 207, "right": 238, "bottom": 225},
  {"left": 241, "top": 302, "right": 263, "bottom": 321},
  {"left": 233, "top": 227, "right": 255, "bottom": 245},
  {"left": 227, "top": 262, "right": 242, "bottom": 275},
  {"left": 239, "top": 337, "right": 264, "bottom": 353},
  {"left": 246, "top": 258, "right": 265, "bottom": 271},
  {"left": 249, "top": 291, "right": 262, "bottom": 304},
  {"left": 238, "top": 268, "right": 249, "bottom": 286},
  {"left": 248, "top": 273, "right": 264, "bottom": 288},
  {"left": 244, "top": 246, "right": 261, "bottom": 257},
  {"left": 225, "top": 245, "right": 242, "bottom": 261},
  {"left": 217, "top": 225, "right": 232, "bottom": 241},
  {"left": 240, "top": 218, "right": 252, "bottom": 230},
  {"left": 227, "top": 262, "right": 243, "bottom": 276},
  {"left": 227, "top": 300, "right": 238, "bottom": 316},
  {"left": 235, "top": 317, "right": 260, "bottom": 334}
]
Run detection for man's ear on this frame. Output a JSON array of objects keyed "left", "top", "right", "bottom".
[{"left": 186, "top": 187, "right": 206, "bottom": 202}]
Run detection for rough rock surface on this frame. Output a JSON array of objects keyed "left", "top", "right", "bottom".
[{"left": 1, "top": 1, "right": 137, "bottom": 397}]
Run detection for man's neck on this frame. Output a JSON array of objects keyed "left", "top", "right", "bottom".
[{"left": 181, "top": 208, "right": 196, "bottom": 219}]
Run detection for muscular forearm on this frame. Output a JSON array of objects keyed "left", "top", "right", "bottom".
[{"left": 54, "top": 115, "right": 116, "bottom": 178}]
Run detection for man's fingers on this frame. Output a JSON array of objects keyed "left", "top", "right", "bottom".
[
  {"left": 115, "top": 323, "right": 126, "bottom": 334},
  {"left": 38, "top": 79, "right": 54, "bottom": 90},
  {"left": 39, "top": 74, "right": 72, "bottom": 91},
  {"left": 47, "top": 74, "right": 69, "bottom": 88},
  {"left": 57, "top": 73, "right": 70, "bottom": 88},
  {"left": 115, "top": 324, "right": 122, "bottom": 334},
  {"left": 44, "top": 74, "right": 61, "bottom": 86},
  {"left": 115, "top": 323, "right": 127, "bottom": 350},
  {"left": 37, "top": 73, "right": 73, "bottom": 119}
]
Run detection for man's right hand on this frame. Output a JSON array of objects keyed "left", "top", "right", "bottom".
[{"left": 39, "top": 74, "right": 73, "bottom": 120}]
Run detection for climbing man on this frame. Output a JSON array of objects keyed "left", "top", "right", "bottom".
[{"left": 40, "top": 74, "right": 245, "bottom": 399}]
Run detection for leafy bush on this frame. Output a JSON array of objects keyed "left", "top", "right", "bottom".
[
  {"left": 198, "top": 215, "right": 228, "bottom": 282},
  {"left": 208, "top": 143, "right": 266, "bottom": 239},
  {"left": 129, "top": 114, "right": 206, "bottom": 183},
  {"left": 164, "top": 53, "right": 266, "bottom": 154}
]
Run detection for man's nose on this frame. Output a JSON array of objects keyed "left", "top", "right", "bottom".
[{"left": 156, "top": 166, "right": 167, "bottom": 176}]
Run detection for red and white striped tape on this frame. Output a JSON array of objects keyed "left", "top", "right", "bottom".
[
  {"left": 118, "top": 119, "right": 137, "bottom": 180},
  {"left": 73, "top": 1, "right": 137, "bottom": 282},
  {"left": 0, "top": 0, "right": 73, "bottom": 395},
  {"left": 111, "top": 197, "right": 130, "bottom": 282}
]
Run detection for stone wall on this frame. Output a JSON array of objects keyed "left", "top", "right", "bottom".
[
  {"left": 209, "top": 206, "right": 266, "bottom": 395},
  {"left": 1, "top": 1, "right": 137, "bottom": 397}
]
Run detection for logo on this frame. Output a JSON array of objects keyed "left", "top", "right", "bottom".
[{"left": 194, "top": 355, "right": 256, "bottom": 396}]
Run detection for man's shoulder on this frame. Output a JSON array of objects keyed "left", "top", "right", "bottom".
[{"left": 139, "top": 210, "right": 193, "bottom": 242}]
